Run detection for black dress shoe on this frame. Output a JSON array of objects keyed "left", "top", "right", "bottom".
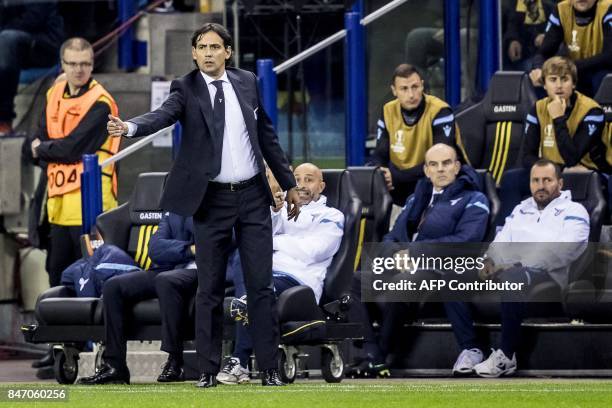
[
  {"left": 32, "top": 350, "right": 54, "bottom": 368},
  {"left": 77, "top": 363, "right": 130, "bottom": 385},
  {"left": 195, "top": 373, "right": 217, "bottom": 388},
  {"left": 157, "top": 357, "right": 184, "bottom": 382},
  {"left": 261, "top": 369, "right": 285, "bottom": 386}
]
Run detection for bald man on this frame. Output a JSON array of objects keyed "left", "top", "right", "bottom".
[
  {"left": 217, "top": 163, "right": 345, "bottom": 384},
  {"left": 347, "top": 144, "right": 490, "bottom": 377}
]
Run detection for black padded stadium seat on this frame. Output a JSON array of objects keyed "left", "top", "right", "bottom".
[
  {"left": 346, "top": 166, "right": 393, "bottom": 244},
  {"left": 320, "top": 169, "right": 363, "bottom": 304},
  {"left": 594, "top": 74, "right": 612, "bottom": 170},
  {"left": 562, "top": 171, "right": 606, "bottom": 243},
  {"left": 277, "top": 169, "right": 362, "bottom": 310},
  {"left": 35, "top": 173, "right": 168, "bottom": 326},
  {"left": 475, "top": 169, "right": 501, "bottom": 241},
  {"left": 97, "top": 172, "right": 167, "bottom": 269},
  {"left": 275, "top": 170, "right": 363, "bottom": 383},
  {"left": 456, "top": 72, "right": 537, "bottom": 185}
]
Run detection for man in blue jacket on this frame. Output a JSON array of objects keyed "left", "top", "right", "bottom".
[
  {"left": 348, "top": 143, "right": 490, "bottom": 377},
  {"left": 78, "top": 212, "right": 208, "bottom": 385}
]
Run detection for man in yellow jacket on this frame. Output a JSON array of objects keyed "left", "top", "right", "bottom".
[
  {"left": 369, "top": 64, "right": 467, "bottom": 205},
  {"left": 30, "top": 37, "right": 119, "bottom": 287}
]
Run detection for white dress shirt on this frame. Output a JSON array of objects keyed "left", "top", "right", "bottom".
[{"left": 126, "top": 69, "right": 258, "bottom": 183}]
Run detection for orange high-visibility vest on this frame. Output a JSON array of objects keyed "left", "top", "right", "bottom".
[{"left": 45, "top": 80, "right": 120, "bottom": 198}]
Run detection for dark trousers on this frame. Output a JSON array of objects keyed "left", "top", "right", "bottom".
[
  {"left": 445, "top": 266, "right": 557, "bottom": 357},
  {"left": 47, "top": 224, "right": 82, "bottom": 287},
  {"left": 102, "top": 270, "right": 158, "bottom": 370},
  {"left": 102, "top": 268, "right": 198, "bottom": 369},
  {"left": 193, "top": 179, "right": 278, "bottom": 373},
  {"left": 347, "top": 271, "right": 416, "bottom": 363},
  {"left": 155, "top": 268, "right": 198, "bottom": 360},
  {"left": 0, "top": 29, "right": 56, "bottom": 121}
]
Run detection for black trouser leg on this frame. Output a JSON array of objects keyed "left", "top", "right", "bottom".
[
  {"left": 234, "top": 182, "right": 277, "bottom": 370},
  {"left": 102, "top": 270, "right": 157, "bottom": 370},
  {"left": 155, "top": 268, "right": 198, "bottom": 361},
  {"left": 47, "top": 224, "right": 82, "bottom": 287},
  {"left": 193, "top": 189, "right": 238, "bottom": 374}
]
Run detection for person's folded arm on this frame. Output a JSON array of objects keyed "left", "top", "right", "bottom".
[
  {"left": 35, "top": 102, "right": 111, "bottom": 163},
  {"left": 555, "top": 107, "right": 604, "bottom": 167}
]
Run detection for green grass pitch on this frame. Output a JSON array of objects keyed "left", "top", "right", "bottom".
[{"left": 2, "top": 379, "right": 612, "bottom": 408}]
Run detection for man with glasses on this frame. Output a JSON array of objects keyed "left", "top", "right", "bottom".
[{"left": 29, "top": 37, "right": 120, "bottom": 288}]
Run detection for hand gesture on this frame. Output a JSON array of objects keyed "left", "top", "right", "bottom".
[
  {"left": 107, "top": 114, "right": 128, "bottom": 137},
  {"left": 529, "top": 68, "right": 543, "bottom": 87},
  {"left": 380, "top": 167, "right": 394, "bottom": 191},
  {"left": 547, "top": 95, "right": 566, "bottom": 119},
  {"left": 534, "top": 33, "right": 545, "bottom": 48},
  {"left": 31, "top": 138, "right": 41, "bottom": 159},
  {"left": 272, "top": 191, "right": 285, "bottom": 212},
  {"left": 285, "top": 187, "right": 301, "bottom": 221},
  {"left": 508, "top": 40, "right": 522, "bottom": 62}
]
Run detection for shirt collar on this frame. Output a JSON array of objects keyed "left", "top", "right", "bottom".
[
  {"left": 200, "top": 70, "right": 229, "bottom": 86},
  {"left": 429, "top": 189, "right": 443, "bottom": 205}
]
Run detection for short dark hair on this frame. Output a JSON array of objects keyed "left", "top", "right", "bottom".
[
  {"left": 191, "top": 23, "right": 232, "bottom": 69},
  {"left": 391, "top": 63, "right": 422, "bottom": 85},
  {"left": 191, "top": 23, "right": 232, "bottom": 49},
  {"left": 532, "top": 159, "right": 562, "bottom": 179}
]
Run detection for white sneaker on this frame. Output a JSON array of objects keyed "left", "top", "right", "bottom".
[
  {"left": 474, "top": 349, "right": 517, "bottom": 378},
  {"left": 216, "top": 357, "right": 250, "bottom": 385},
  {"left": 452, "top": 348, "right": 484, "bottom": 375}
]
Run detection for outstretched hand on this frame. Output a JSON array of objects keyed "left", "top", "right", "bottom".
[
  {"left": 107, "top": 114, "right": 128, "bottom": 137},
  {"left": 285, "top": 187, "right": 301, "bottom": 221}
]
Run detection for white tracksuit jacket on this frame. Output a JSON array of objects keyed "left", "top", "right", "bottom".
[
  {"left": 487, "top": 190, "right": 590, "bottom": 289},
  {"left": 271, "top": 195, "right": 344, "bottom": 303}
]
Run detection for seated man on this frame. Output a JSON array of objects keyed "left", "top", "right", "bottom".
[
  {"left": 369, "top": 64, "right": 467, "bottom": 205},
  {"left": 78, "top": 212, "right": 210, "bottom": 385},
  {"left": 503, "top": 0, "right": 553, "bottom": 71},
  {"left": 216, "top": 163, "right": 344, "bottom": 384},
  {"left": 446, "top": 159, "right": 590, "bottom": 377},
  {"left": 529, "top": 0, "right": 612, "bottom": 96},
  {"left": 522, "top": 56, "right": 609, "bottom": 173},
  {"left": 348, "top": 144, "right": 490, "bottom": 376}
]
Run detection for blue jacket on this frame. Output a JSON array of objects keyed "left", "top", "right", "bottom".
[
  {"left": 148, "top": 212, "right": 195, "bottom": 272},
  {"left": 61, "top": 244, "right": 139, "bottom": 297},
  {"left": 384, "top": 165, "right": 490, "bottom": 243},
  {"left": 60, "top": 213, "right": 195, "bottom": 296}
]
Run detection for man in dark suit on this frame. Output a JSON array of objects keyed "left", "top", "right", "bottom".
[{"left": 107, "top": 23, "right": 299, "bottom": 387}]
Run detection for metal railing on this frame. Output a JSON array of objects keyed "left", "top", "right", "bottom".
[
  {"left": 255, "top": 0, "right": 467, "bottom": 167},
  {"left": 80, "top": 126, "right": 171, "bottom": 233}
]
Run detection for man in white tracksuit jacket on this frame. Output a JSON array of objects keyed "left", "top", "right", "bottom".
[
  {"left": 445, "top": 159, "right": 590, "bottom": 378},
  {"left": 217, "top": 163, "right": 345, "bottom": 384}
]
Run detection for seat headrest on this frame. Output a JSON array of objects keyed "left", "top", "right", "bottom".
[
  {"left": 594, "top": 74, "right": 612, "bottom": 121},
  {"left": 129, "top": 172, "right": 168, "bottom": 224},
  {"left": 482, "top": 71, "right": 536, "bottom": 122},
  {"left": 321, "top": 169, "right": 346, "bottom": 209},
  {"left": 561, "top": 172, "right": 591, "bottom": 203}
]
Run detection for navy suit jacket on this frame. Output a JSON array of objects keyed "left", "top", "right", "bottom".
[{"left": 129, "top": 67, "right": 295, "bottom": 216}]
